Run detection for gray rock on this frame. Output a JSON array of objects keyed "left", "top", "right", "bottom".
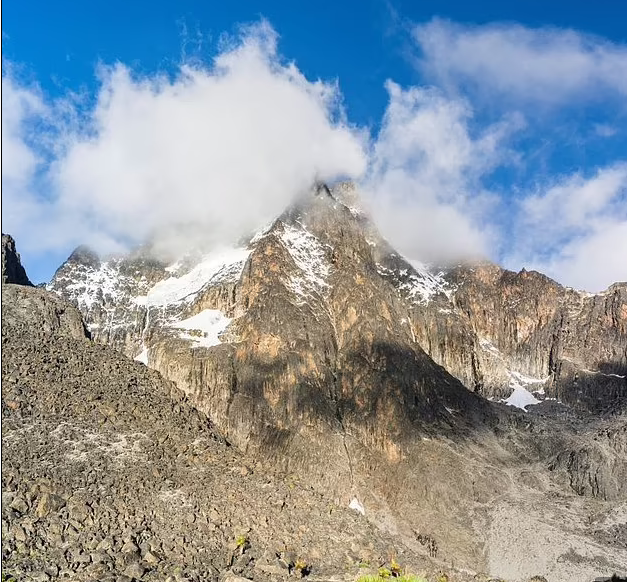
[{"left": 122, "top": 561, "right": 145, "bottom": 579}]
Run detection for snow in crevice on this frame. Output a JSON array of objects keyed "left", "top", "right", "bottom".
[
  {"left": 135, "top": 247, "right": 250, "bottom": 308},
  {"left": 582, "top": 368, "right": 626, "bottom": 379},
  {"left": 279, "top": 223, "right": 331, "bottom": 299},
  {"left": 169, "top": 309, "right": 232, "bottom": 348}
]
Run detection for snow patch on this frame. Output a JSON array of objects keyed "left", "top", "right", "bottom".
[
  {"left": 349, "top": 498, "right": 365, "bottom": 515},
  {"left": 136, "top": 247, "right": 249, "bottom": 307},
  {"left": 170, "top": 309, "right": 232, "bottom": 348},
  {"left": 58, "top": 261, "right": 123, "bottom": 309},
  {"left": 502, "top": 371, "right": 549, "bottom": 411},
  {"left": 377, "top": 260, "right": 450, "bottom": 305},
  {"left": 135, "top": 346, "right": 149, "bottom": 365},
  {"left": 503, "top": 385, "right": 541, "bottom": 410}
]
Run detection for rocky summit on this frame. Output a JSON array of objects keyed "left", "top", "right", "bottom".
[{"left": 3, "top": 182, "right": 627, "bottom": 582}]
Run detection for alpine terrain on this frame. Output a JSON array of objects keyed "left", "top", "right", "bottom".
[{"left": 3, "top": 182, "right": 627, "bottom": 582}]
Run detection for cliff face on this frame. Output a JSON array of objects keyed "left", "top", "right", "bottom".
[{"left": 409, "top": 264, "right": 627, "bottom": 412}]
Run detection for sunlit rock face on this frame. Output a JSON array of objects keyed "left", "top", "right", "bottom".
[{"left": 49, "top": 182, "right": 626, "bottom": 417}]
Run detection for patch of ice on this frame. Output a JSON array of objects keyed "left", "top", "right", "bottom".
[
  {"left": 170, "top": 309, "right": 232, "bottom": 348},
  {"left": 136, "top": 247, "right": 249, "bottom": 307},
  {"left": 279, "top": 223, "right": 331, "bottom": 297},
  {"left": 349, "top": 498, "right": 365, "bottom": 515}
]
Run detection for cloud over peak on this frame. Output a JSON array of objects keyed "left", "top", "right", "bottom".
[{"left": 2, "top": 21, "right": 367, "bottom": 258}]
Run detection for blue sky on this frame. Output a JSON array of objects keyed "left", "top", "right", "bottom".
[{"left": 2, "top": 0, "right": 627, "bottom": 290}]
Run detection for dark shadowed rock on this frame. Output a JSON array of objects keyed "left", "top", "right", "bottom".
[{"left": 2, "top": 234, "right": 32, "bottom": 286}]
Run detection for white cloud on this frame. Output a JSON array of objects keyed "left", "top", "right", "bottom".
[
  {"left": 360, "top": 81, "right": 521, "bottom": 264},
  {"left": 0, "top": 73, "right": 57, "bottom": 245},
  {"left": 413, "top": 19, "right": 627, "bottom": 105},
  {"left": 2, "top": 21, "right": 367, "bottom": 259},
  {"left": 509, "top": 164, "right": 627, "bottom": 291}
]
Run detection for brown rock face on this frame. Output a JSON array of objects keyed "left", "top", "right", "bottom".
[
  {"left": 408, "top": 264, "right": 627, "bottom": 412},
  {"left": 2, "top": 234, "right": 32, "bottom": 286}
]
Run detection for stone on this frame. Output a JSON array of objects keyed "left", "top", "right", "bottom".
[
  {"left": 9, "top": 496, "right": 28, "bottom": 514},
  {"left": 123, "top": 561, "right": 145, "bottom": 579},
  {"left": 35, "top": 492, "right": 65, "bottom": 518}
]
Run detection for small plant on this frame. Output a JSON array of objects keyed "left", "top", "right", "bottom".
[
  {"left": 358, "top": 560, "right": 371, "bottom": 568},
  {"left": 390, "top": 558, "right": 402, "bottom": 577},
  {"left": 378, "top": 567, "right": 392, "bottom": 578},
  {"left": 436, "top": 574, "right": 449, "bottom": 582},
  {"left": 234, "top": 534, "right": 249, "bottom": 551},
  {"left": 294, "top": 558, "right": 310, "bottom": 577}
]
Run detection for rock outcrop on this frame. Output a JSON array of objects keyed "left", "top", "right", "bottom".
[{"left": 2, "top": 233, "right": 32, "bottom": 286}]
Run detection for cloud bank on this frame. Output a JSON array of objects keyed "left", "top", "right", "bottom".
[
  {"left": 2, "top": 18, "right": 627, "bottom": 291},
  {"left": 414, "top": 18, "right": 627, "bottom": 105},
  {"left": 2, "top": 21, "right": 366, "bottom": 259}
]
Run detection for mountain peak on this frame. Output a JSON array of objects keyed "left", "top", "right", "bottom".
[{"left": 66, "top": 244, "right": 101, "bottom": 269}]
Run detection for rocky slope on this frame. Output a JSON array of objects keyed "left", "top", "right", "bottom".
[{"left": 3, "top": 280, "right": 479, "bottom": 582}]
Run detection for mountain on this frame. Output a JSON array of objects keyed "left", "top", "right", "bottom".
[
  {"left": 4, "top": 182, "right": 627, "bottom": 580},
  {"left": 3, "top": 232, "right": 482, "bottom": 582},
  {"left": 43, "top": 182, "right": 627, "bottom": 579},
  {"left": 48, "top": 183, "right": 627, "bottom": 416}
]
